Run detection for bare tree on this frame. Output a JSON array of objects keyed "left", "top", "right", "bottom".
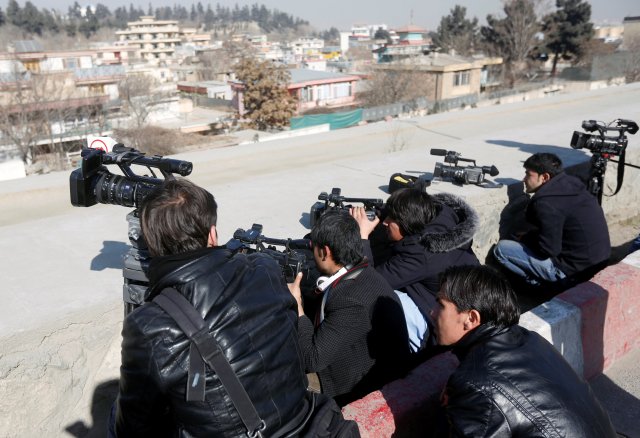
[
  {"left": 481, "top": 0, "right": 545, "bottom": 87},
  {"left": 0, "top": 64, "right": 54, "bottom": 164},
  {"left": 361, "top": 63, "right": 435, "bottom": 107}
]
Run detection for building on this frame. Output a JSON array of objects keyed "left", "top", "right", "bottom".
[
  {"left": 622, "top": 16, "right": 640, "bottom": 49},
  {"left": 0, "top": 42, "right": 126, "bottom": 162},
  {"left": 115, "top": 16, "right": 211, "bottom": 65},
  {"left": 230, "top": 68, "right": 360, "bottom": 115},
  {"left": 375, "top": 25, "right": 434, "bottom": 63},
  {"left": 373, "top": 53, "right": 502, "bottom": 101}
]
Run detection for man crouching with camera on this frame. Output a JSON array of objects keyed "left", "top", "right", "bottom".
[
  {"left": 114, "top": 179, "right": 310, "bottom": 436},
  {"left": 288, "top": 210, "right": 412, "bottom": 406}
]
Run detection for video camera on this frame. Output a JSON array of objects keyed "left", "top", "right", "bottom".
[
  {"left": 309, "top": 188, "right": 384, "bottom": 227},
  {"left": 70, "top": 144, "right": 192, "bottom": 208},
  {"left": 569, "top": 118, "right": 638, "bottom": 204},
  {"left": 430, "top": 148, "right": 499, "bottom": 185},
  {"left": 570, "top": 119, "right": 638, "bottom": 157},
  {"left": 228, "top": 224, "right": 313, "bottom": 283},
  {"left": 69, "top": 139, "right": 194, "bottom": 315}
]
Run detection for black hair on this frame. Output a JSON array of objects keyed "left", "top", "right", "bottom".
[
  {"left": 310, "top": 210, "right": 363, "bottom": 267},
  {"left": 384, "top": 188, "right": 437, "bottom": 236},
  {"left": 438, "top": 265, "right": 520, "bottom": 328},
  {"left": 523, "top": 153, "right": 563, "bottom": 177},
  {"left": 140, "top": 179, "right": 217, "bottom": 257}
]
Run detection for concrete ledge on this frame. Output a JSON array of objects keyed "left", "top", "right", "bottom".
[
  {"left": 342, "top": 353, "right": 458, "bottom": 437},
  {"left": 343, "top": 255, "right": 640, "bottom": 435},
  {"left": 557, "top": 256, "right": 640, "bottom": 378}
]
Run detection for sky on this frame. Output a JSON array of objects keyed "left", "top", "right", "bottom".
[{"left": 6, "top": 0, "right": 640, "bottom": 31}]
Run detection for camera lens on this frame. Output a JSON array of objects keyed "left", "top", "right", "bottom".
[
  {"left": 94, "top": 172, "right": 159, "bottom": 208},
  {"left": 95, "top": 173, "right": 136, "bottom": 207}
]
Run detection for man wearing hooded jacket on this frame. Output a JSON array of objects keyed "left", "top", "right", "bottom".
[{"left": 352, "top": 188, "right": 479, "bottom": 351}]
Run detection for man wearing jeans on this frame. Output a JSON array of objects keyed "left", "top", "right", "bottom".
[{"left": 493, "top": 153, "right": 610, "bottom": 285}]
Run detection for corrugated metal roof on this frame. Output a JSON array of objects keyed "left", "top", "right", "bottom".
[
  {"left": 12, "top": 40, "right": 43, "bottom": 53},
  {"left": 288, "top": 68, "right": 356, "bottom": 84}
]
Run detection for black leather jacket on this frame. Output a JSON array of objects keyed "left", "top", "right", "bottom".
[
  {"left": 445, "top": 324, "right": 616, "bottom": 437},
  {"left": 115, "top": 247, "right": 308, "bottom": 437}
]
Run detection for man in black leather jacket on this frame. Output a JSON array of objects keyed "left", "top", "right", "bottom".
[
  {"left": 432, "top": 265, "right": 616, "bottom": 437},
  {"left": 114, "top": 179, "right": 309, "bottom": 437}
]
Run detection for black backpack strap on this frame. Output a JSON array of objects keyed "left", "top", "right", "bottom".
[{"left": 153, "top": 288, "right": 266, "bottom": 438}]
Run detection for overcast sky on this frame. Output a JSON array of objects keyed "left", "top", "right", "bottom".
[{"left": 7, "top": 0, "right": 639, "bottom": 31}]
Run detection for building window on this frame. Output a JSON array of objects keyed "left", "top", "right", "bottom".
[{"left": 453, "top": 71, "right": 470, "bottom": 87}]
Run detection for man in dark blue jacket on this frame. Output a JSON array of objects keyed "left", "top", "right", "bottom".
[
  {"left": 493, "top": 153, "right": 610, "bottom": 285},
  {"left": 433, "top": 265, "right": 616, "bottom": 437}
]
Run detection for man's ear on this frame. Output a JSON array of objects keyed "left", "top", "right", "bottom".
[
  {"left": 465, "top": 309, "right": 481, "bottom": 331},
  {"left": 541, "top": 172, "right": 552, "bottom": 183},
  {"left": 207, "top": 225, "right": 218, "bottom": 247},
  {"left": 321, "top": 245, "right": 332, "bottom": 261}
]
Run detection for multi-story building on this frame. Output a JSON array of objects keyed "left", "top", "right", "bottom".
[
  {"left": 0, "top": 41, "right": 126, "bottom": 167},
  {"left": 116, "top": 16, "right": 211, "bottom": 65}
]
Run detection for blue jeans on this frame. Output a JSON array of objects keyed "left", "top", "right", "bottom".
[{"left": 493, "top": 240, "right": 566, "bottom": 285}]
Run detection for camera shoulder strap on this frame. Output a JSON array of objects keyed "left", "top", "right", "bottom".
[
  {"left": 153, "top": 287, "right": 266, "bottom": 438},
  {"left": 612, "top": 148, "right": 626, "bottom": 196}
]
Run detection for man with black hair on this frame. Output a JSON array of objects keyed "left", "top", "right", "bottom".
[
  {"left": 288, "top": 210, "right": 411, "bottom": 406},
  {"left": 433, "top": 265, "right": 616, "bottom": 437},
  {"left": 115, "top": 179, "right": 310, "bottom": 436},
  {"left": 352, "top": 188, "right": 479, "bottom": 351},
  {"left": 493, "top": 152, "right": 610, "bottom": 285}
]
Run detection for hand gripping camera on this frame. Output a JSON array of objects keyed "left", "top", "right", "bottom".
[
  {"left": 69, "top": 140, "right": 193, "bottom": 315},
  {"left": 309, "top": 188, "right": 384, "bottom": 228},
  {"left": 430, "top": 148, "right": 499, "bottom": 185}
]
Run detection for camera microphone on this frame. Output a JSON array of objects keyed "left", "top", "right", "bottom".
[{"left": 430, "top": 148, "right": 448, "bottom": 156}]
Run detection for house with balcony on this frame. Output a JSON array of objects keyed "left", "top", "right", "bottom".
[{"left": 116, "top": 16, "right": 211, "bottom": 65}]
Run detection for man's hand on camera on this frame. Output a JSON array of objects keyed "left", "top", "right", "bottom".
[
  {"left": 288, "top": 272, "right": 305, "bottom": 317},
  {"left": 350, "top": 206, "right": 380, "bottom": 239}
]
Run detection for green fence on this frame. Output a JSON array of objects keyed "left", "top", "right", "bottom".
[{"left": 290, "top": 109, "right": 363, "bottom": 131}]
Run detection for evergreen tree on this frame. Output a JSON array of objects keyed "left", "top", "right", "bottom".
[
  {"left": 95, "top": 3, "right": 111, "bottom": 20},
  {"left": 234, "top": 58, "right": 297, "bottom": 131},
  {"left": 21, "top": 1, "right": 45, "bottom": 35},
  {"left": 0, "top": 7, "right": 5, "bottom": 27},
  {"left": 542, "top": 0, "right": 594, "bottom": 76},
  {"left": 433, "top": 5, "right": 479, "bottom": 56},
  {"left": 7, "top": 0, "right": 22, "bottom": 27}
]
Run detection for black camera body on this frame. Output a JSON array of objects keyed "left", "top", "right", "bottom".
[
  {"left": 70, "top": 144, "right": 192, "bottom": 208},
  {"left": 430, "top": 148, "right": 499, "bottom": 186},
  {"left": 228, "top": 224, "right": 316, "bottom": 284},
  {"left": 570, "top": 119, "right": 638, "bottom": 156},
  {"left": 69, "top": 142, "right": 193, "bottom": 315},
  {"left": 310, "top": 188, "right": 384, "bottom": 228}
]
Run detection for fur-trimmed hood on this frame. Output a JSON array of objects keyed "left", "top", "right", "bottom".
[{"left": 419, "top": 192, "right": 479, "bottom": 253}]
